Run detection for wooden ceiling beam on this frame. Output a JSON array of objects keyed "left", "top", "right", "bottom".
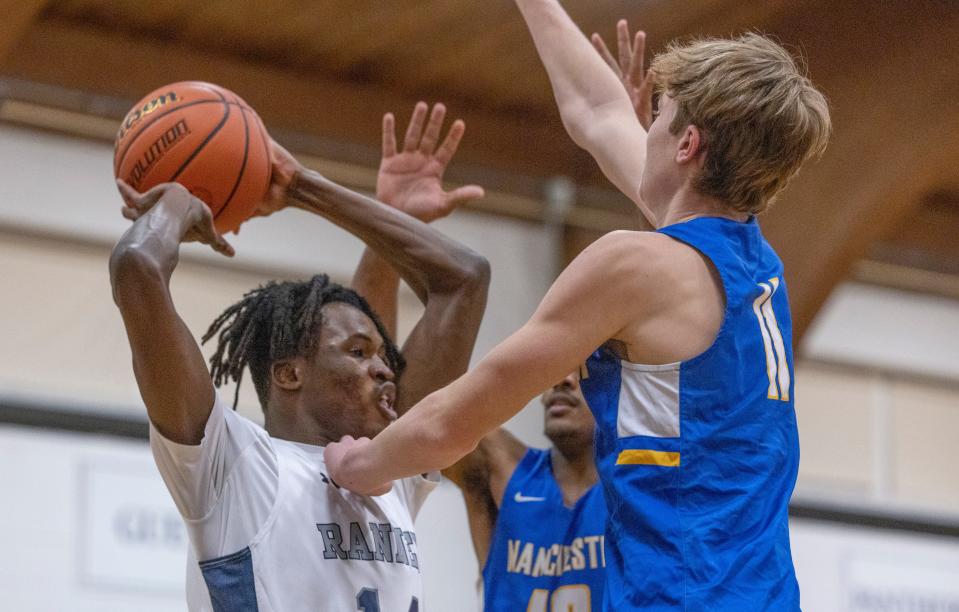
[
  {"left": 0, "top": 18, "right": 595, "bottom": 185},
  {"left": 0, "top": 0, "right": 48, "bottom": 63},
  {"left": 758, "top": 0, "right": 959, "bottom": 342}
]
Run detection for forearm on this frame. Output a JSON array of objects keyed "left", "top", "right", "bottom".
[
  {"left": 289, "top": 169, "right": 485, "bottom": 302},
  {"left": 337, "top": 339, "right": 555, "bottom": 490},
  {"left": 515, "top": 0, "right": 636, "bottom": 142},
  {"left": 352, "top": 248, "right": 400, "bottom": 338},
  {"left": 339, "top": 377, "right": 489, "bottom": 489}
]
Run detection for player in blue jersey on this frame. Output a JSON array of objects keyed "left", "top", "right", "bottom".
[
  {"left": 326, "top": 4, "right": 831, "bottom": 611},
  {"left": 457, "top": 374, "right": 607, "bottom": 611}
]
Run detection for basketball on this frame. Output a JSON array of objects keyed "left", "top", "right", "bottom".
[{"left": 113, "top": 81, "right": 272, "bottom": 233}]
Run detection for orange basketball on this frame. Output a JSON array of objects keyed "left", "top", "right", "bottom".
[{"left": 114, "top": 81, "right": 272, "bottom": 234}]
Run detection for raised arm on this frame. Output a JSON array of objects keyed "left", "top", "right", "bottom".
[
  {"left": 350, "top": 103, "right": 526, "bottom": 563},
  {"left": 109, "top": 182, "right": 234, "bottom": 444},
  {"left": 326, "top": 231, "right": 655, "bottom": 494},
  {"left": 351, "top": 102, "right": 488, "bottom": 413},
  {"left": 261, "top": 134, "right": 490, "bottom": 416},
  {"left": 515, "top": 0, "right": 649, "bottom": 212}
]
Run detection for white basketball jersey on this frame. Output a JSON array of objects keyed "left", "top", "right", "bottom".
[{"left": 151, "top": 392, "right": 437, "bottom": 612}]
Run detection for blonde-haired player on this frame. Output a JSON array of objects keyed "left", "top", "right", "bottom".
[{"left": 327, "top": 3, "right": 831, "bottom": 610}]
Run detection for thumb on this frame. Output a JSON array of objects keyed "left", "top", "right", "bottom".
[
  {"left": 116, "top": 179, "right": 167, "bottom": 210},
  {"left": 445, "top": 185, "right": 485, "bottom": 207}
]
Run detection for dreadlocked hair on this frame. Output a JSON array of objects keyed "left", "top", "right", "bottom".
[{"left": 201, "top": 274, "right": 405, "bottom": 410}]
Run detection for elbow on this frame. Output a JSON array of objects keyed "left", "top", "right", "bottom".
[
  {"left": 108, "top": 243, "right": 164, "bottom": 306},
  {"left": 456, "top": 253, "right": 491, "bottom": 310},
  {"left": 461, "top": 252, "right": 491, "bottom": 293},
  {"left": 437, "top": 249, "right": 491, "bottom": 296}
]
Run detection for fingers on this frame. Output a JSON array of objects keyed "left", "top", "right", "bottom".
[
  {"left": 403, "top": 101, "right": 429, "bottom": 152},
  {"left": 628, "top": 30, "right": 647, "bottom": 89},
  {"left": 434, "top": 119, "right": 466, "bottom": 168},
  {"left": 115, "top": 179, "right": 139, "bottom": 207},
  {"left": 382, "top": 112, "right": 397, "bottom": 158},
  {"left": 419, "top": 103, "right": 447, "bottom": 155},
  {"left": 591, "top": 33, "right": 621, "bottom": 77},
  {"left": 116, "top": 179, "right": 163, "bottom": 210},
  {"left": 616, "top": 19, "right": 632, "bottom": 73},
  {"left": 194, "top": 205, "right": 235, "bottom": 257},
  {"left": 445, "top": 184, "right": 485, "bottom": 208},
  {"left": 208, "top": 230, "right": 235, "bottom": 257}
]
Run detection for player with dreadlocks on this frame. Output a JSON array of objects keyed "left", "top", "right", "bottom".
[
  {"left": 110, "top": 102, "right": 489, "bottom": 611},
  {"left": 203, "top": 274, "right": 405, "bottom": 413}
]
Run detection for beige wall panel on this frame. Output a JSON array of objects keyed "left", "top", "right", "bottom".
[
  {"left": 889, "top": 380, "right": 959, "bottom": 511},
  {"left": 794, "top": 363, "right": 876, "bottom": 496},
  {"left": 0, "top": 232, "right": 284, "bottom": 422}
]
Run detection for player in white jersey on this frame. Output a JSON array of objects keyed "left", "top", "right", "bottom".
[{"left": 110, "top": 103, "right": 489, "bottom": 611}]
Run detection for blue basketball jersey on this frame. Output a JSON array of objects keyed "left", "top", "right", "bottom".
[
  {"left": 482, "top": 448, "right": 608, "bottom": 612},
  {"left": 580, "top": 216, "right": 800, "bottom": 611}
]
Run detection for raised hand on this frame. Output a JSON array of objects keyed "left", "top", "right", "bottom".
[
  {"left": 591, "top": 20, "right": 656, "bottom": 130},
  {"left": 378, "top": 102, "right": 485, "bottom": 222},
  {"left": 117, "top": 179, "right": 234, "bottom": 257}
]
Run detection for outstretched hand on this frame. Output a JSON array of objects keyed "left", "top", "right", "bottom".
[
  {"left": 591, "top": 21, "right": 656, "bottom": 130},
  {"left": 325, "top": 435, "right": 393, "bottom": 496},
  {"left": 378, "top": 102, "right": 485, "bottom": 222},
  {"left": 116, "top": 179, "right": 234, "bottom": 257}
]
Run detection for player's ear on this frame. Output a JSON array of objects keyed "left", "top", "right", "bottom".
[
  {"left": 676, "top": 124, "right": 705, "bottom": 166},
  {"left": 272, "top": 359, "right": 304, "bottom": 391}
]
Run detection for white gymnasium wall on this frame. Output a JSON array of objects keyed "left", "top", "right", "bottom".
[
  {"left": 5, "top": 424, "right": 959, "bottom": 612},
  {"left": 791, "top": 518, "right": 959, "bottom": 611},
  {"left": 796, "top": 283, "right": 959, "bottom": 519}
]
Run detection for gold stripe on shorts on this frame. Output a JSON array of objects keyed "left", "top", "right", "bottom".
[{"left": 616, "top": 449, "right": 681, "bottom": 467}]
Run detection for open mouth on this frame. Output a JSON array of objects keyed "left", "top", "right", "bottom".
[{"left": 377, "top": 383, "right": 398, "bottom": 422}]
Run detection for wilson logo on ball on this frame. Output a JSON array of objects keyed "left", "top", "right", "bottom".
[{"left": 117, "top": 91, "right": 181, "bottom": 142}]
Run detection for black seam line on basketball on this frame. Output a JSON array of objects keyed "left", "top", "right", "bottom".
[
  {"left": 115, "top": 99, "right": 253, "bottom": 174},
  {"left": 115, "top": 98, "right": 223, "bottom": 171},
  {"left": 216, "top": 104, "right": 251, "bottom": 220},
  {"left": 170, "top": 94, "right": 231, "bottom": 189}
]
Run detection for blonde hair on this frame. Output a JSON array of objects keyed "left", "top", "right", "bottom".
[{"left": 650, "top": 33, "right": 831, "bottom": 215}]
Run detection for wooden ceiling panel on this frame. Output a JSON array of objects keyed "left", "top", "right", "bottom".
[
  {"left": 50, "top": 0, "right": 192, "bottom": 29},
  {"left": 0, "top": 0, "right": 48, "bottom": 62},
  {"left": 4, "top": 0, "right": 959, "bottom": 344},
  {"left": 1, "top": 18, "right": 592, "bottom": 182}
]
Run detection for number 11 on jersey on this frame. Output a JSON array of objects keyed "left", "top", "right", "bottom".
[{"left": 752, "top": 277, "right": 790, "bottom": 401}]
